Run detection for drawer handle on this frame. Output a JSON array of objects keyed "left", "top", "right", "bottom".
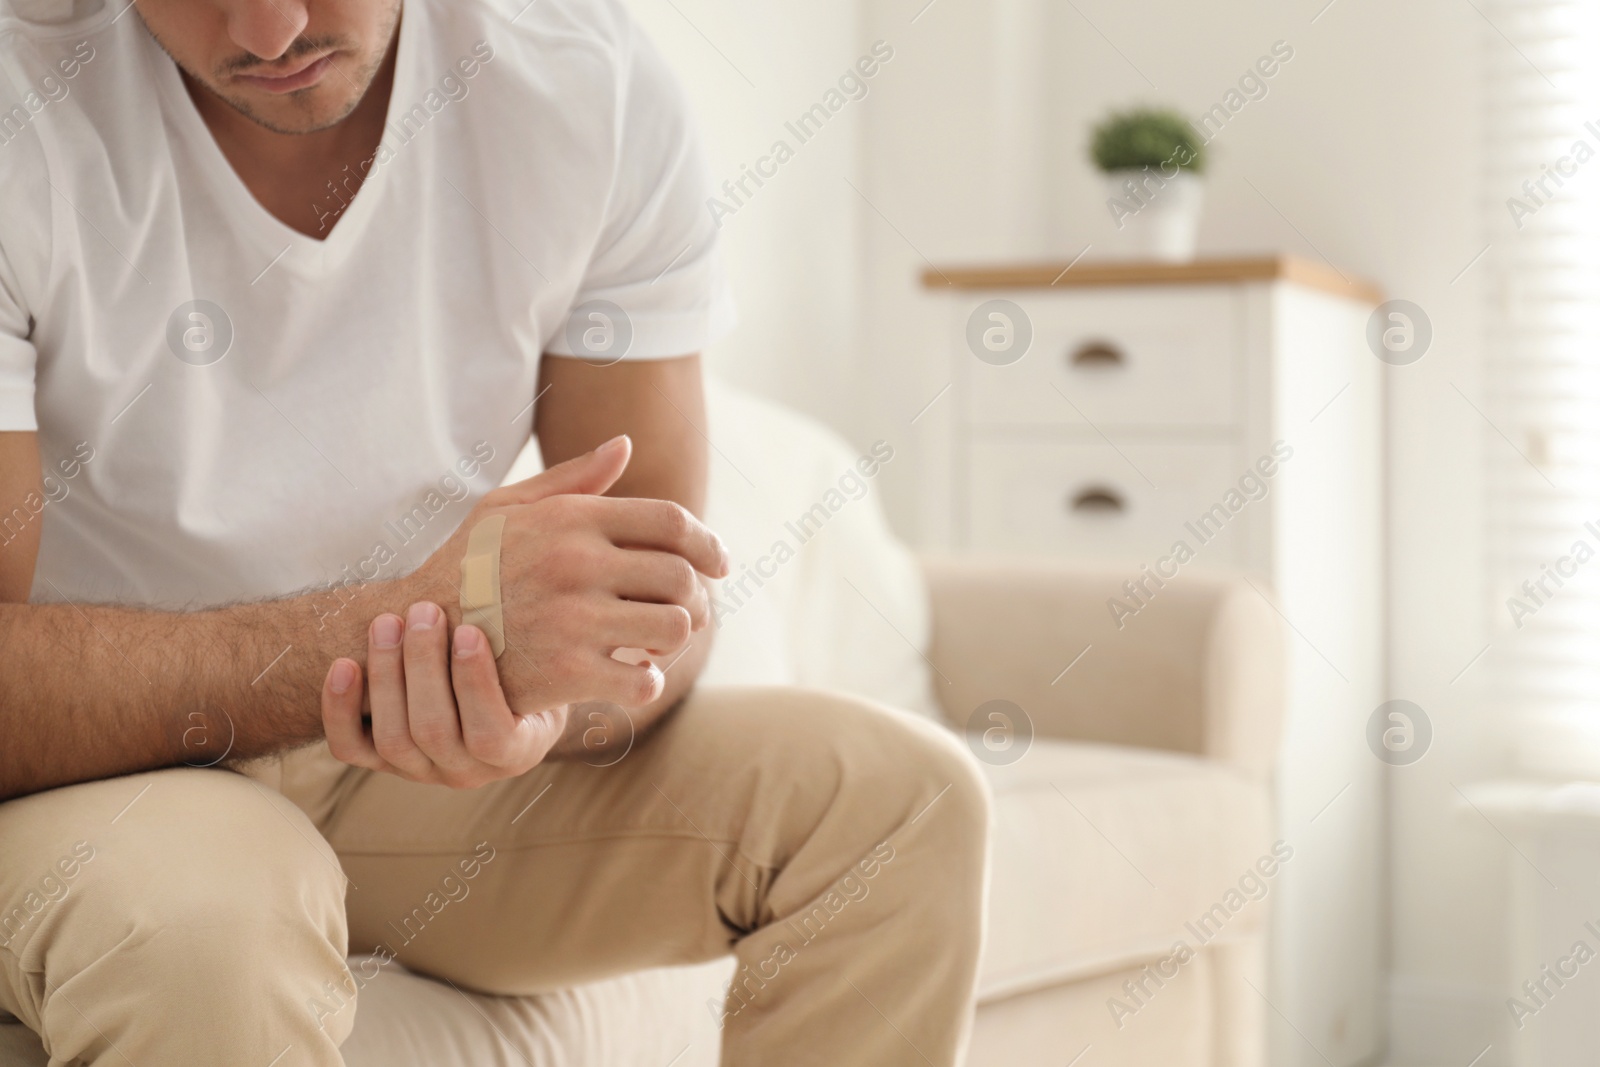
[
  {"left": 1068, "top": 340, "right": 1126, "bottom": 369},
  {"left": 1068, "top": 486, "right": 1126, "bottom": 514}
]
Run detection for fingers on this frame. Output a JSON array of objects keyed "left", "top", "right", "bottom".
[
  {"left": 323, "top": 615, "right": 564, "bottom": 787},
  {"left": 450, "top": 623, "right": 562, "bottom": 767},
  {"left": 600, "top": 498, "right": 729, "bottom": 579},
  {"left": 597, "top": 601, "right": 694, "bottom": 657},
  {"left": 490, "top": 434, "right": 631, "bottom": 507},
  {"left": 610, "top": 550, "right": 711, "bottom": 630},
  {"left": 325, "top": 610, "right": 658, "bottom": 783},
  {"left": 366, "top": 612, "right": 435, "bottom": 780},
  {"left": 586, "top": 654, "right": 665, "bottom": 708},
  {"left": 322, "top": 657, "right": 393, "bottom": 773},
  {"left": 402, "top": 602, "right": 467, "bottom": 771}
]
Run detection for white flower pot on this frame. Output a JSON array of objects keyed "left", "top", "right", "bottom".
[{"left": 1101, "top": 169, "right": 1204, "bottom": 262}]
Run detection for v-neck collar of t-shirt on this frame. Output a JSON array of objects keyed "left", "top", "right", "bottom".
[{"left": 150, "top": 4, "right": 421, "bottom": 278}]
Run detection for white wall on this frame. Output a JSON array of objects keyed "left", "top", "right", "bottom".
[{"left": 637, "top": 0, "right": 1507, "bottom": 1062}]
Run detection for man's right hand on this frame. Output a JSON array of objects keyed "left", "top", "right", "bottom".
[{"left": 319, "top": 435, "right": 730, "bottom": 787}]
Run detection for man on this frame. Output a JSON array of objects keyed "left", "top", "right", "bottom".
[{"left": 0, "top": 0, "right": 989, "bottom": 1063}]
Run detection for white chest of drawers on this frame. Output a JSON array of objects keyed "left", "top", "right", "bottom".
[{"left": 921, "top": 256, "right": 1388, "bottom": 1067}]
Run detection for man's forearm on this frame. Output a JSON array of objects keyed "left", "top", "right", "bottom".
[{"left": 0, "top": 578, "right": 424, "bottom": 800}]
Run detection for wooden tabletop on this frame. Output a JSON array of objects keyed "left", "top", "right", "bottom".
[{"left": 921, "top": 254, "right": 1383, "bottom": 305}]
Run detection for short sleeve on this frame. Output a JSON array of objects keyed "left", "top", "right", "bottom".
[
  {"left": 0, "top": 53, "right": 43, "bottom": 433},
  {"left": 0, "top": 202, "right": 38, "bottom": 432},
  {"left": 543, "top": 21, "right": 735, "bottom": 361}
]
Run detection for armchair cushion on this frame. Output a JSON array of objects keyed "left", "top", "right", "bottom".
[{"left": 978, "top": 739, "right": 1273, "bottom": 1003}]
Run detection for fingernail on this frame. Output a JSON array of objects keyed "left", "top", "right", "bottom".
[
  {"left": 717, "top": 542, "right": 731, "bottom": 576},
  {"left": 596, "top": 434, "right": 628, "bottom": 456},
  {"left": 372, "top": 615, "right": 403, "bottom": 648},
  {"left": 407, "top": 602, "right": 438, "bottom": 631},
  {"left": 329, "top": 660, "right": 356, "bottom": 694},
  {"left": 454, "top": 624, "right": 482, "bottom": 657}
]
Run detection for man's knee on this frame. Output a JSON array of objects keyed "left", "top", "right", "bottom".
[
  {"left": 821, "top": 691, "right": 989, "bottom": 844},
  {"left": 3, "top": 768, "right": 351, "bottom": 1043},
  {"left": 780, "top": 686, "right": 984, "bottom": 793},
  {"left": 46, "top": 767, "right": 344, "bottom": 918},
  {"left": 686, "top": 687, "right": 990, "bottom": 858}
]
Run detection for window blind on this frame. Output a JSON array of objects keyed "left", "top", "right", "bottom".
[{"left": 1485, "top": 0, "right": 1600, "bottom": 775}]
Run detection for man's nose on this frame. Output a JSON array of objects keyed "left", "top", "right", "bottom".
[{"left": 224, "top": 0, "right": 309, "bottom": 64}]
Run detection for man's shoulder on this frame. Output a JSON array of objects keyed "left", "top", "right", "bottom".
[
  {"left": 457, "top": 0, "right": 634, "bottom": 38},
  {"left": 412, "top": 0, "right": 661, "bottom": 157},
  {"left": 0, "top": 0, "right": 121, "bottom": 122},
  {"left": 0, "top": 0, "right": 116, "bottom": 60},
  {"left": 0, "top": 4, "right": 112, "bottom": 168},
  {"left": 0, "top": 2, "right": 152, "bottom": 305},
  {"left": 429, "top": 0, "right": 639, "bottom": 73}
]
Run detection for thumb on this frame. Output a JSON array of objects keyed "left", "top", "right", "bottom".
[{"left": 495, "top": 434, "right": 631, "bottom": 505}]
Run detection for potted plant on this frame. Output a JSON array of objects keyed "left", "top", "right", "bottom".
[{"left": 1089, "top": 107, "right": 1207, "bottom": 262}]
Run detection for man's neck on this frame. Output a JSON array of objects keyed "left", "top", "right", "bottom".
[{"left": 182, "top": 38, "right": 398, "bottom": 240}]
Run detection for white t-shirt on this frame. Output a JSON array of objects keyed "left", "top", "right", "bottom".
[{"left": 0, "top": 0, "right": 733, "bottom": 609}]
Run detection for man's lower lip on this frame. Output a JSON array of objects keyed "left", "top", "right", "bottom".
[{"left": 236, "top": 54, "right": 333, "bottom": 94}]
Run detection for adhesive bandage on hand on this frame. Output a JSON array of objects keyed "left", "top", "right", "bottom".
[{"left": 460, "top": 514, "right": 507, "bottom": 657}]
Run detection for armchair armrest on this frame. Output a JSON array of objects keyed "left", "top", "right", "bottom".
[{"left": 921, "top": 555, "right": 1285, "bottom": 780}]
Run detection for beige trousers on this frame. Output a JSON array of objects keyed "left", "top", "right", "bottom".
[{"left": 0, "top": 687, "right": 989, "bottom": 1066}]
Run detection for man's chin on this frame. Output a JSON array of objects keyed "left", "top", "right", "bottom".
[{"left": 208, "top": 84, "right": 364, "bottom": 136}]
